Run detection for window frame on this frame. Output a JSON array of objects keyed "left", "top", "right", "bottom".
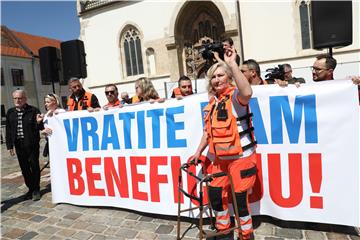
[{"left": 11, "top": 68, "right": 24, "bottom": 86}]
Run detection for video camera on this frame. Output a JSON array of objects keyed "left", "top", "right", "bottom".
[
  {"left": 199, "top": 42, "right": 224, "bottom": 61},
  {"left": 265, "top": 65, "right": 285, "bottom": 84}
]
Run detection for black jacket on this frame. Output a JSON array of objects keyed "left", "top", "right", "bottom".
[{"left": 6, "top": 104, "right": 43, "bottom": 149}]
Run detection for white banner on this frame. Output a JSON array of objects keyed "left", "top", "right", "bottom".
[{"left": 48, "top": 81, "right": 360, "bottom": 227}]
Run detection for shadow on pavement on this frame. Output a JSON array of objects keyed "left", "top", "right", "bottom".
[
  {"left": 1, "top": 183, "right": 51, "bottom": 213},
  {"left": 253, "top": 215, "right": 359, "bottom": 236}
]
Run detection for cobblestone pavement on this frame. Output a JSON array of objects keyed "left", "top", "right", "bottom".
[{"left": 1, "top": 140, "right": 359, "bottom": 240}]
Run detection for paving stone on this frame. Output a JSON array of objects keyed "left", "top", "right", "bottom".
[
  {"left": 14, "top": 212, "right": 35, "bottom": 219},
  {"left": 42, "top": 216, "right": 61, "bottom": 225},
  {"left": 304, "top": 230, "right": 326, "bottom": 240},
  {"left": 38, "top": 225, "right": 62, "bottom": 234},
  {"left": 255, "top": 222, "right": 274, "bottom": 236},
  {"left": 29, "top": 215, "right": 47, "bottom": 223},
  {"left": 32, "top": 234, "right": 54, "bottom": 240},
  {"left": 136, "top": 222, "right": 159, "bottom": 232},
  {"left": 103, "top": 226, "right": 119, "bottom": 236},
  {"left": 264, "top": 237, "right": 284, "bottom": 240},
  {"left": 63, "top": 212, "right": 82, "bottom": 220},
  {"left": 274, "top": 227, "right": 303, "bottom": 239},
  {"left": 121, "top": 220, "right": 138, "bottom": 229},
  {"left": 136, "top": 231, "right": 158, "bottom": 239},
  {"left": 11, "top": 218, "right": 33, "bottom": 228},
  {"left": 2, "top": 227, "right": 26, "bottom": 238},
  {"left": 115, "top": 228, "right": 138, "bottom": 238},
  {"left": 86, "top": 224, "right": 108, "bottom": 234},
  {"left": 107, "top": 216, "right": 125, "bottom": 226},
  {"left": 139, "top": 216, "right": 154, "bottom": 222},
  {"left": 72, "top": 230, "right": 94, "bottom": 240},
  {"left": 88, "top": 215, "right": 110, "bottom": 224},
  {"left": 56, "top": 218, "right": 74, "bottom": 227},
  {"left": 125, "top": 213, "right": 141, "bottom": 220},
  {"left": 155, "top": 224, "right": 175, "bottom": 234},
  {"left": 71, "top": 220, "right": 91, "bottom": 229},
  {"left": 327, "top": 232, "right": 351, "bottom": 240},
  {"left": 90, "top": 235, "right": 107, "bottom": 240},
  {"left": 350, "top": 235, "right": 360, "bottom": 240},
  {"left": 19, "top": 231, "right": 38, "bottom": 240},
  {"left": 55, "top": 228, "right": 77, "bottom": 237}
]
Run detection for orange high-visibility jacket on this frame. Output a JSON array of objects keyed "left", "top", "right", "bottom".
[
  {"left": 67, "top": 92, "right": 93, "bottom": 111},
  {"left": 172, "top": 87, "right": 182, "bottom": 97},
  {"left": 204, "top": 87, "right": 255, "bottom": 158}
]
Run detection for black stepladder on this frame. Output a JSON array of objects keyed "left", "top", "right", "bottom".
[{"left": 176, "top": 160, "right": 242, "bottom": 240}]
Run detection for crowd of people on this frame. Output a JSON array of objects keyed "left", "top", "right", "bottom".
[{"left": 5, "top": 36, "right": 360, "bottom": 240}]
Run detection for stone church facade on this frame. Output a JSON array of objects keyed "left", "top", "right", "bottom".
[{"left": 77, "top": 0, "right": 359, "bottom": 105}]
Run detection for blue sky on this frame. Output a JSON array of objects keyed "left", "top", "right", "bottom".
[{"left": 1, "top": 1, "right": 80, "bottom": 41}]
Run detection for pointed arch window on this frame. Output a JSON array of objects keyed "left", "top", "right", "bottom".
[
  {"left": 146, "top": 48, "right": 156, "bottom": 75},
  {"left": 123, "top": 27, "right": 144, "bottom": 76}
]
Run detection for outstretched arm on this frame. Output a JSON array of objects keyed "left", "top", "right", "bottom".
[{"left": 224, "top": 46, "right": 252, "bottom": 105}]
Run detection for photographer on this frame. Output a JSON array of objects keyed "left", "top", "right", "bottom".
[
  {"left": 201, "top": 37, "right": 240, "bottom": 68},
  {"left": 275, "top": 64, "right": 305, "bottom": 87},
  {"left": 213, "top": 37, "right": 241, "bottom": 66}
]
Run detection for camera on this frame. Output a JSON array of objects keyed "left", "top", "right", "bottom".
[
  {"left": 265, "top": 65, "right": 285, "bottom": 84},
  {"left": 199, "top": 42, "right": 224, "bottom": 61}
]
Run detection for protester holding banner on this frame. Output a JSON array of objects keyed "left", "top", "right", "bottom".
[
  {"left": 192, "top": 46, "right": 257, "bottom": 240},
  {"left": 130, "top": 77, "right": 164, "bottom": 103},
  {"left": 103, "top": 84, "right": 122, "bottom": 110},
  {"left": 37, "top": 93, "right": 65, "bottom": 158},
  {"left": 171, "top": 75, "right": 193, "bottom": 99},
  {"left": 66, "top": 77, "right": 101, "bottom": 111},
  {"left": 312, "top": 54, "right": 337, "bottom": 82}
]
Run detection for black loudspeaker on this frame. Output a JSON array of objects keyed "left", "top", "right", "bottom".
[
  {"left": 39, "top": 46, "right": 60, "bottom": 84},
  {"left": 60, "top": 40, "right": 87, "bottom": 83},
  {"left": 311, "top": 1, "right": 352, "bottom": 49}
]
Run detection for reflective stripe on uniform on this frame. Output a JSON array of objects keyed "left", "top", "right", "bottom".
[
  {"left": 215, "top": 145, "right": 237, "bottom": 151},
  {"left": 240, "top": 215, "right": 251, "bottom": 222},
  {"left": 241, "top": 223, "right": 253, "bottom": 231},
  {"left": 218, "top": 155, "right": 243, "bottom": 160},
  {"left": 214, "top": 209, "right": 228, "bottom": 217},
  {"left": 217, "top": 218, "right": 230, "bottom": 226}
]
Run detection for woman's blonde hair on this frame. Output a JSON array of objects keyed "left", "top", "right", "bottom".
[
  {"left": 136, "top": 77, "right": 159, "bottom": 101},
  {"left": 206, "top": 62, "right": 234, "bottom": 95},
  {"left": 45, "top": 93, "right": 63, "bottom": 109}
]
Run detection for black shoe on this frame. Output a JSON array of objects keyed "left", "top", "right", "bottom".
[
  {"left": 22, "top": 191, "right": 32, "bottom": 200},
  {"left": 32, "top": 191, "right": 41, "bottom": 201}
]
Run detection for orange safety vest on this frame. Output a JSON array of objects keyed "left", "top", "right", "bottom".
[
  {"left": 172, "top": 87, "right": 182, "bottom": 97},
  {"left": 67, "top": 92, "right": 93, "bottom": 111},
  {"left": 204, "top": 87, "right": 256, "bottom": 159},
  {"left": 104, "top": 98, "right": 121, "bottom": 108}
]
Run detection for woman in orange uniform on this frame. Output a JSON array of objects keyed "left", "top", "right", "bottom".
[{"left": 192, "top": 46, "right": 257, "bottom": 240}]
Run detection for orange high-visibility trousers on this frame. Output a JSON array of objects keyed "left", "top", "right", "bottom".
[{"left": 208, "top": 152, "right": 257, "bottom": 240}]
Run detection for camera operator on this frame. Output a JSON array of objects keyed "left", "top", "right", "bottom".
[
  {"left": 241, "top": 59, "right": 267, "bottom": 85},
  {"left": 213, "top": 37, "right": 241, "bottom": 66},
  {"left": 275, "top": 64, "right": 305, "bottom": 87}
]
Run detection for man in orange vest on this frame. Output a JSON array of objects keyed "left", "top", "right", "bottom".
[
  {"left": 66, "top": 77, "right": 100, "bottom": 111},
  {"left": 103, "top": 84, "right": 122, "bottom": 110},
  {"left": 171, "top": 75, "right": 193, "bottom": 99}
]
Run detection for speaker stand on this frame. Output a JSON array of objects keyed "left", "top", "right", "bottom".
[{"left": 328, "top": 47, "right": 333, "bottom": 57}]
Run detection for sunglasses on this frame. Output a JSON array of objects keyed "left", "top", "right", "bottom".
[{"left": 105, "top": 90, "right": 115, "bottom": 95}]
